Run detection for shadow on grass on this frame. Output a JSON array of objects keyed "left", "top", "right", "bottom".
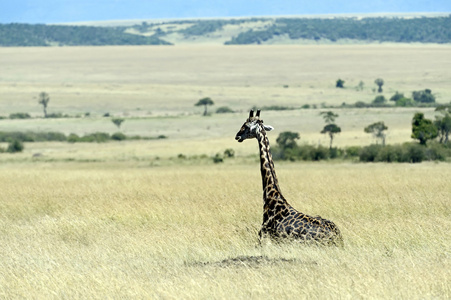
[{"left": 188, "top": 255, "right": 317, "bottom": 268}]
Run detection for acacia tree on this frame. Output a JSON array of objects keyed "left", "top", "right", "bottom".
[
  {"left": 364, "top": 121, "right": 388, "bottom": 146},
  {"left": 112, "top": 117, "right": 125, "bottom": 129},
  {"left": 195, "top": 97, "right": 214, "bottom": 116},
  {"left": 434, "top": 104, "right": 451, "bottom": 144},
  {"left": 411, "top": 112, "right": 438, "bottom": 145},
  {"left": 374, "top": 78, "right": 384, "bottom": 93},
  {"left": 321, "top": 124, "right": 341, "bottom": 149},
  {"left": 320, "top": 111, "right": 338, "bottom": 124},
  {"left": 336, "top": 79, "right": 345, "bottom": 88},
  {"left": 38, "top": 92, "right": 50, "bottom": 118},
  {"left": 320, "top": 111, "right": 341, "bottom": 149}
]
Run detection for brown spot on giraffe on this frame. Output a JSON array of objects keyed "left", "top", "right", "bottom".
[{"left": 235, "top": 109, "right": 343, "bottom": 246}]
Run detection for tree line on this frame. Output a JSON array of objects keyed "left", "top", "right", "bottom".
[
  {"left": 225, "top": 15, "right": 451, "bottom": 44},
  {"left": 0, "top": 23, "right": 171, "bottom": 46},
  {"left": 1, "top": 15, "right": 450, "bottom": 46}
]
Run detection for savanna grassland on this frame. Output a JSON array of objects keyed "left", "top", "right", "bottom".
[
  {"left": 0, "top": 44, "right": 450, "bottom": 299},
  {"left": 0, "top": 162, "right": 449, "bottom": 298}
]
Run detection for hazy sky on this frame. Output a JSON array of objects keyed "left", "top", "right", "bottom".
[{"left": 1, "top": 0, "right": 450, "bottom": 24}]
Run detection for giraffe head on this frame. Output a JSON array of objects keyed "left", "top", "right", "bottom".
[{"left": 235, "top": 110, "right": 274, "bottom": 143}]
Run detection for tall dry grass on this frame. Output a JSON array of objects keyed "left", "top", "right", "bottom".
[{"left": 0, "top": 162, "right": 449, "bottom": 299}]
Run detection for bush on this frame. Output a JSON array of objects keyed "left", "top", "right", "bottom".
[
  {"left": 0, "top": 131, "right": 66, "bottom": 142},
  {"left": 216, "top": 106, "right": 234, "bottom": 114},
  {"left": 111, "top": 132, "right": 127, "bottom": 141},
  {"left": 424, "top": 142, "right": 449, "bottom": 161},
  {"left": 354, "top": 101, "right": 368, "bottom": 108},
  {"left": 329, "top": 147, "right": 342, "bottom": 159},
  {"left": 224, "top": 148, "right": 235, "bottom": 158},
  {"left": 9, "top": 112, "right": 31, "bottom": 119},
  {"left": 395, "top": 97, "right": 415, "bottom": 107},
  {"left": 359, "top": 144, "right": 383, "bottom": 162},
  {"left": 7, "top": 140, "right": 24, "bottom": 153},
  {"left": 390, "top": 92, "right": 404, "bottom": 102},
  {"left": 46, "top": 112, "right": 66, "bottom": 118},
  {"left": 309, "top": 145, "right": 330, "bottom": 161},
  {"left": 345, "top": 146, "right": 362, "bottom": 158},
  {"left": 67, "top": 133, "right": 80, "bottom": 143},
  {"left": 78, "top": 132, "right": 110, "bottom": 143},
  {"left": 375, "top": 145, "right": 404, "bottom": 162},
  {"left": 40, "top": 132, "right": 67, "bottom": 142},
  {"left": 212, "top": 153, "right": 224, "bottom": 163},
  {"left": 404, "top": 143, "right": 425, "bottom": 163},
  {"left": 412, "top": 89, "right": 435, "bottom": 103},
  {"left": 372, "top": 95, "right": 387, "bottom": 106}
]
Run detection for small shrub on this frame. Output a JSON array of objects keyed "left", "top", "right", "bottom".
[
  {"left": 46, "top": 112, "right": 65, "bottom": 118},
  {"left": 9, "top": 112, "right": 31, "bottom": 119},
  {"left": 7, "top": 140, "right": 24, "bottom": 153},
  {"left": 111, "top": 132, "right": 127, "bottom": 141},
  {"left": 395, "top": 97, "right": 414, "bottom": 107},
  {"left": 372, "top": 95, "right": 387, "bottom": 106},
  {"left": 79, "top": 132, "right": 110, "bottom": 143},
  {"left": 216, "top": 106, "right": 234, "bottom": 114},
  {"left": 390, "top": 92, "right": 404, "bottom": 102},
  {"left": 354, "top": 101, "right": 368, "bottom": 108},
  {"left": 41, "top": 132, "right": 66, "bottom": 142},
  {"left": 212, "top": 153, "right": 224, "bottom": 163},
  {"left": 224, "top": 148, "right": 235, "bottom": 158}
]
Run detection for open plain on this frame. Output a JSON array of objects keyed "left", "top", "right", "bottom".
[{"left": 0, "top": 44, "right": 450, "bottom": 298}]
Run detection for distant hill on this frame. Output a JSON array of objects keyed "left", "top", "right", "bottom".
[
  {"left": 1, "top": 15, "right": 451, "bottom": 46},
  {"left": 0, "top": 23, "right": 171, "bottom": 46}
]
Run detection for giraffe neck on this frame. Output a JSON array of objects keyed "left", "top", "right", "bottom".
[{"left": 256, "top": 126, "right": 283, "bottom": 200}]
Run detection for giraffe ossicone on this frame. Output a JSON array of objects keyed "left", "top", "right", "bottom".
[{"left": 235, "top": 109, "right": 343, "bottom": 246}]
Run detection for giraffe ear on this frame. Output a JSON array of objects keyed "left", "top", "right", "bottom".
[{"left": 264, "top": 125, "right": 274, "bottom": 132}]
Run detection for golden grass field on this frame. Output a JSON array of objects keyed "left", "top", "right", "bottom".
[
  {"left": 0, "top": 162, "right": 449, "bottom": 299},
  {"left": 0, "top": 44, "right": 450, "bottom": 298}
]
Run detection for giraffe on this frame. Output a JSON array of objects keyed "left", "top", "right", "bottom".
[{"left": 235, "top": 109, "right": 343, "bottom": 246}]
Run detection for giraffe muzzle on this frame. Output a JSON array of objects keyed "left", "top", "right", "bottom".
[{"left": 235, "top": 135, "right": 244, "bottom": 143}]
